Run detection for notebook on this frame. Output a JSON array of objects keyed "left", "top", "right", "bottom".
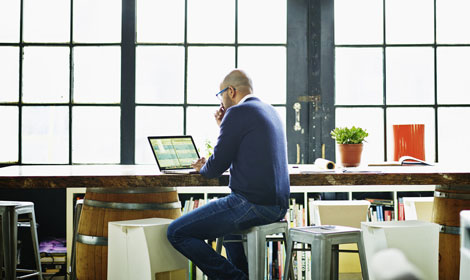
[{"left": 148, "top": 136, "right": 201, "bottom": 174}]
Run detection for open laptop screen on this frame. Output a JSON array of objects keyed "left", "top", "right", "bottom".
[{"left": 148, "top": 136, "right": 200, "bottom": 171}]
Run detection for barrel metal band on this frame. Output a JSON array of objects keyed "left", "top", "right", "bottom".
[
  {"left": 87, "top": 187, "right": 177, "bottom": 194},
  {"left": 77, "top": 234, "right": 108, "bottom": 246},
  {"left": 440, "top": 225, "right": 461, "bottom": 235},
  {"left": 84, "top": 199, "right": 181, "bottom": 210},
  {"left": 434, "top": 191, "right": 470, "bottom": 200}
]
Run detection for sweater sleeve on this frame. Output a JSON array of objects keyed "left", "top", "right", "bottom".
[{"left": 199, "top": 108, "right": 243, "bottom": 178}]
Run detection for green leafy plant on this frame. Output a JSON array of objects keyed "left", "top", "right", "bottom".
[
  {"left": 204, "top": 139, "right": 214, "bottom": 157},
  {"left": 331, "top": 126, "right": 369, "bottom": 144}
]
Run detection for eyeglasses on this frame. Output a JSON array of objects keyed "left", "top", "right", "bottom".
[{"left": 215, "top": 87, "right": 229, "bottom": 101}]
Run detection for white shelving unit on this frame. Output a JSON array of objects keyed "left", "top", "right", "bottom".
[{"left": 176, "top": 185, "right": 436, "bottom": 219}]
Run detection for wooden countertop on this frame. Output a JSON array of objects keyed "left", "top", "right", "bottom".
[{"left": 0, "top": 164, "right": 469, "bottom": 189}]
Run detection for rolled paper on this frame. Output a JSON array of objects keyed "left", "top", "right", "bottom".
[{"left": 314, "top": 158, "right": 336, "bottom": 170}]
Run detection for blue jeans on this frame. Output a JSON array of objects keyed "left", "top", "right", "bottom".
[{"left": 167, "top": 192, "right": 287, "bottom": 280}]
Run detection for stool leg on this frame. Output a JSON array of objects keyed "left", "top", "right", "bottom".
[
  {"left": 70, "top": 202, "right": 83, "bottom": 280},
  {"left": 311, "top": 239, "right": 331, "bottom": 280},
  {"left": 331, "top": 244, "right": 339, "bottom": 280},
  {"left": 0, "top": 215, "right": 3, "bottom": 278},
  {"left": 357, "top": 236, "right": 369, "bottom": 280},
  {"left": 28, "top": 209, "right": 43, "bottom": 280},
  {"left": 283, "top": 238, "right": 294, "bottom": 280},
  {"left": 2, "top": 208, "right": 17, "bottom": 280},
  {"left": 215, "top": 236, "right": 224, "bottom": 254},
  {"left": 246, "top": 230, "right": 265, "bottom": 280},
  {"left": 282, "top": 232, "right": 295, "bottom": 280}
]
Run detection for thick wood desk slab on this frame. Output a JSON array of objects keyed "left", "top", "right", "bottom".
[{"left": 0, "top": 164, "right": 469, "bottom": 189}]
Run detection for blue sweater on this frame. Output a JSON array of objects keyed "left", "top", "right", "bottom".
[{"left": 200, "top": 97, "right": 290, "bottom": 209}]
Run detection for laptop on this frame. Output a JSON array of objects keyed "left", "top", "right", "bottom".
[{"left": 148, "top": 136, "right": 201, "bottom": 174}]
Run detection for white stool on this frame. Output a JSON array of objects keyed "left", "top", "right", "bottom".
[
  {"left": 0, "top": 201, "right": 43, "bottom": 280},
  {"left": 283, "top": 225, "right": 368, "bottom": 280},
  {"left": 107, "top": 218, "right": 188, "bottom": 280},
  {"left": 215, "top": 220, "right": 293, "bottom": 280},
  {"left": 460, "top": 211, "right": 470, "bottom": 280}
]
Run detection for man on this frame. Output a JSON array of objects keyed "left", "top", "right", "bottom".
[{"left": 167, "top": 69, "right": 290, "bottom": 280}]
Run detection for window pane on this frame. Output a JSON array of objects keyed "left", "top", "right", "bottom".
[
  {"left": 23, "top": 0, "right": 70, "bottom": 43},
  {"left": 23, "top": 47, "right": 70, "bottom": 103},
  {"left": 335, "top": 108, "right": 384, "bottom": 164},
  {"left": 274, "top": 106, "right": 286, "bottom": 133},
  {"left": 0, "top": 106, "right": 18, "bottom": 163},
  {"left": 386, "top": 108, "right": 435, "bottom": 163},
  {"left": 386, "top": 47, "right": 434, "bottom": 105},
  {"left": 187, "top": 0, "right": 234, "bottom": 43},
  {"left": 437, "top": 0, "right": 470, "bottom": 44},
  {"left": 73, "top": 0, "right": 121, "bottom": 43},
  {"left": 437, "top": 47, "right": 470, "bottom": 104},
  {"left": 438, "top": 107, "right": 470, "bottom": 165},
  {"left": 73, "top": 46, "right": 121, "bottom": 103},
  {"left": 238, "top": 47, "right": 286, "bottom": 104},
  {"left": 238, "top": 0, "right": 286, "bottom": 44},
  {"left": 335, "top": 48, "right": 383, "bottom": 105},
  {"left": 136, "top": 0, "right": 184, "bottom": 43},
  {"left": 187, "top": 47, "right": 235, "bottom": 104},
  {"left": 386, "top": 0, "right": 434, "bottom": 44},
  {"left": 22, "top": 106, "right": 69, "bottom": 164},
  {"left": 136, "top": 46, "right": 185, "bottom": 104},
  {"left": 0, "top": 47, "right": 19, "bottom": 102},
  {"left": 72, "top": 106, "right": 120, "bottom": 163},
  {"left": 186, "top": 106, "right": 220, "bottom": 158},
  {"left": 0, "top": 1, "right": 20, "bottom": 42},
  {"left": 135, "top": 106, "right": 184, "bottom": 164},
  {"left": 335, "top": 0, "right": 383, "bottom": 45}
]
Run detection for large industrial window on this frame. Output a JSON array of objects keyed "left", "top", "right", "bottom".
[
  {"left": 135, "top": 0, "right": 287, "bottom": 164},
  {"left": 0, "top": 0, "right": 287, "bottom": 165},
  {"left": 334, "top": 0, "right": 470, "bottom": 165}
]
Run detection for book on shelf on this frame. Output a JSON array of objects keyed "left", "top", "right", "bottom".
[
  {"left": 398, "top": 198, "right": 405, "bottom": 221},
  {"left": 368, "top": 155, "right": 433, "bottom": 166},
  {"left": 384, "top": 210, "right": 393, "bottom": 221}
]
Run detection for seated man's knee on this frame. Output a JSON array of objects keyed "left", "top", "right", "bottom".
[{"left": 166, "top": 221, "right": 180, "bottom": 244}]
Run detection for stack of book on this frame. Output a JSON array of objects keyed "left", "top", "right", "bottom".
[{"left": 39, "top": 238, "right": 67, "bottom": 279}]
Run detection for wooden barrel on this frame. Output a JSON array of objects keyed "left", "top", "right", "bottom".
[
  {"left": 76, "top": 187, "right": 182, "bottom": 280},
  {"left": 433, "top": 185, "right": 470, "bottom": 280}
]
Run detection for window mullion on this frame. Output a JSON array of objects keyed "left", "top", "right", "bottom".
[{"left": 120, "top": 0, "right": 137, "bottom": 164}]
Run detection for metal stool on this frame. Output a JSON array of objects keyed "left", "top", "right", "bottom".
[
  {"left": 215, "top": 220, "right": 293, "bottom": 280},
  {"left": 283, "top": 225, "right": 369, "bottom": 280},
  {"left": 69, "top": 199, "right": 83, "bottom": 280},
  {"left": 0, "top": 201, "right": 43, "bottom": 280}
]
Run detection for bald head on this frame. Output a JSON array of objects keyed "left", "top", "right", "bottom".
[{"left": 221, "top": 69, "right": 253, "bottom": 95}]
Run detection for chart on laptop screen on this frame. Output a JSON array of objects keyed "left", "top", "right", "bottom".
[{"left": 150, "top": 138, "right": 199, "bottom": 169}]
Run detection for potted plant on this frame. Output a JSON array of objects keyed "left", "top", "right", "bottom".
[{"left": 331, "top": 126, "right": 369, "bottom": 167}]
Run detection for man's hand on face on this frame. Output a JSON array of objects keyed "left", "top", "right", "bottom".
[
  {"left": 214, "top": 104, "right": 225, "bottom": 127},
  {"left": 191, "top": 157, "right": 207, "bottom": 172}
]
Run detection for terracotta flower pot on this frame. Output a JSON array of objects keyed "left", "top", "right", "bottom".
[{"left": 338, "top": 144, "right": 363, "bottom": 167}]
